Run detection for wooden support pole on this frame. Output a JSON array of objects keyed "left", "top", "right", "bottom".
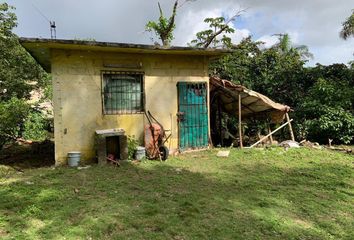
[
  {"left": 238, "top": 93, "right": 243, "bottom": 148},
  {"left": 286, "top": 113, "right": 295, "bottom": 141},
  {"left": 267, "top": 123, "right": 273, "bottom": 144},
  {"left": 218, "top": 97, "right": 223, "bottom": 146},
  {"left": 249, "top": 119, "right": 293, "bottom": 148}
]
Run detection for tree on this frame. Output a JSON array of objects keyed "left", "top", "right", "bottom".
[
  {"left": 190, "top": 17, "right": 235, "bottom": 48},
  {"left": 272, "top": 33, "right": 313, "bottom": 60},
  {"left": 145, "top": 1, "right": 179, "bottom": 47},
  {"left": 211, "top": 37, "right": 262, "bottom": 85},
  {"left": 0, "top": 2, "right": 16, "bottom": 38},
  {"left": 145, "top": 0, "right": 197, "bottom": 46},
  {"left": 0, "top": 3, "right": 50, "bottom": 148},
  {"left": 297, "top": 64, "right": 354, "bottom": 144},
  {"left": 190, "top": 11, "right": 244, "bottom": 49},
  {"left": 340, "top": 9, "right": 354, "bottom": 40},
  {"left": 212, "top": 35, "right": 307, "bottom": 106},
  {"left": 0, "top": 3, "right": 48, "bottom": 101}
]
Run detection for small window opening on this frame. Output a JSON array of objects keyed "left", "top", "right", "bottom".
[{"left": 102, "top": 72, "right": 144, "bottom": 114}]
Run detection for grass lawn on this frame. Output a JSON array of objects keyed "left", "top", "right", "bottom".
[{"left": 0, "top": 148, "right": 353, "bottom": 239}]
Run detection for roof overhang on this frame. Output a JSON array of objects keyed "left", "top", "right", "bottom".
[
  {"left": 20, "top": 38, "right": 231, "bottom": 72},
  {"left": 210, "top": 76, "right": 291, "bottom": 123}
]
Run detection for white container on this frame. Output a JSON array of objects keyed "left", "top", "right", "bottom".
[
  {"left": 67, "top": 151, "right": 81, "bottom": 167},
  {"left": 135, "top": 147, "right": 146, "bottom": 160}
]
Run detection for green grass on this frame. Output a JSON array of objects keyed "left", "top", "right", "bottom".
[{"left": 0, "top": 148, "right": 353, "bottom": 239}]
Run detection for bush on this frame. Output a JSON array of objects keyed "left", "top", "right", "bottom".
[
  {"left": 303, "top": 107, "right": 354, "bottom": 144},
  {"left": 22, "top": 110, "right": 48, "bottom": 141},
  {"left": 127, "top": 135, "right": 139, "bottom": 160},
  {"left": 0, "top": 97, "right": 29, "bottom": 148},
  {"left": 295, "top": 71, "right": 354, "bottom": 144}
]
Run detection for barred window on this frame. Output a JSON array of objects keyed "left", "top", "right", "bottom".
[{"left": 102, "top": 72, "right": 144, "bottom": 114}]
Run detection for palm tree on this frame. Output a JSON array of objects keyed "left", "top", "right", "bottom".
[
  {"left": 340, "top": 9, "right": 354, "bottom": 40},
  {"left": 272, "top": 33, "right": 313, "bottom": 60}
]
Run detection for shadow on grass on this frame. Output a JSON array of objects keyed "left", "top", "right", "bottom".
[
  {"left": 0, "top": 140, "right": 55, "bottom": 170},
  {"left": 0, "top": 155, "right": 353, "bottom": 239}
]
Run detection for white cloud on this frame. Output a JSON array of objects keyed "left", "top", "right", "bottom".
[
  {"left": 6, "top": 0, "right": 354, "bottom": 65},
  {"left": 308, "top": 42, "right": 354, "bottom": 66},
  {"left": 173, "top": 8, "right": 224, "bottom": 46},
  {"left": 174, "top": 6, "right": 251, "bottom": 46},
  {"left": 256, "top": 35, "right": 278, "bottom": 48},
  {"left": 229, "top": 28, "right": 251, "bottom": 44}
]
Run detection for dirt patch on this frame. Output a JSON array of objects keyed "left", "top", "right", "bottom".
[
  {"left": 0, "top": 228, "right": 9, "bottom": 237},
  {"left": 293, "top": 218, "right": 313, "bottom": 229}
]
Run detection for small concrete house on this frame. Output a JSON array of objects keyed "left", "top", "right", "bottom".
[{"left": 21, "top": 38, "right": 226, "bottom": 165}]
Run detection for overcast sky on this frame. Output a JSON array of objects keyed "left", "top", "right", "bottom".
[{"left": 5, "top": 0, "right": 354, "bottom": 66}]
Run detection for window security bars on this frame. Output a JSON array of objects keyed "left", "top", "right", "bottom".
[{"left": 102, "top": 72, "right": 144, "bottom": 114}]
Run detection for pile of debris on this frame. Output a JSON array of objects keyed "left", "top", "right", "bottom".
[{"left": 299, "top": 140, "right": 322, "bottom": 149}]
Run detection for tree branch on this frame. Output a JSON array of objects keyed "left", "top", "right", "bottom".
[
  {"left": 166, "top": 1, "right": 178, "bottom": 34},
  {"left": 178, "top": 0, "right": 197, "bottom": 9},
  {"left": 203, "top": 9, "right": 246, "bottom": 48},
  {"left": 158, "top": 2, "right": 163, "bottom": 16}
]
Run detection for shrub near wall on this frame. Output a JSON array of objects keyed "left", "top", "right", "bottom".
[
  {"left": 22, "top": 111, "right": 48, "bottom": 142},
  {"left": 0, "top": 97, "right": 29, "bottom": 148}
]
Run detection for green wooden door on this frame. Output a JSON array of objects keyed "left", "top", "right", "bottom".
[{"left": 177, "top": 82, "right": 208, "bottom": 150}]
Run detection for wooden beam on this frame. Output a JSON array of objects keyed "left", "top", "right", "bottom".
[
  {"left": 286, "top": 113, "right": 295, "bottom": 141},
  {"left": 212, "top": 84, "right": 256, "bottom": 114},
  {"left": 238, "top": 93, "right": 243, "bottom": 148},
  {"left": 249, "top": 119, "right": 293, "bottom": 148},
  {"left": 267, "top": 123, "right": 273, "bottom": 144},
  {"left": 218, "top": 97, "right": 223, "bottom": 146}
]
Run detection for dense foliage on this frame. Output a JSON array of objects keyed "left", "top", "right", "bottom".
[
  {"left": 0, "top": 3, "right": 51, "bottom": 148},
  {"left": 0, "top": 97, "right": 29, "bottom": 148},
  {"left": 0, "top": 3, "right": 48, "bottom": 101},
  {"left": 189, "top": 17, "right": 235, "bottom": 48},
  {"left": 296, "top": 64, "right": 354, "bottom": 143},
  {"left": 212, "top": 37, "right": 354, "bottom": 144},
  {"left": 22, "top": 111, "right": 50, "bottom": 142}
]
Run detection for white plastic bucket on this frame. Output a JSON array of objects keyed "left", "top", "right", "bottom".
[
  {"left": 135, "top": 147, "right": 146, "bottom": 160},
  {"left": 67, "top": 151, "right": 81, "bottom": 167}
]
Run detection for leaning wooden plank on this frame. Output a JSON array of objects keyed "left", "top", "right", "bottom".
[
  {"left": 286, "top": 113, "right": 295, "bottom": 141},
  {"left": 267, "top": 123, "right": 273, "bottom": 144},
  {"left": 249, "top": 119, "right": 293, "bottom": 148},
  {"left": 238, "top": 93, "right": 243, "bottom": 148}
]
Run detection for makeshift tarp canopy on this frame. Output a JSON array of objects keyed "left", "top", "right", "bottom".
[
  {"left": 210, "top": 76, "right": 294, "bottom": 148},
  {"left": 210, "top": 76, "right": 291, "bottom": 123}
]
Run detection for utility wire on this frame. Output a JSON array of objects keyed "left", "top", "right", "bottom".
[
  {"left": 31, "top": 1, "right": 50, "bottom": 23},
  {"left": 30, "top": 0, "right": 56, "bottom": 39}
]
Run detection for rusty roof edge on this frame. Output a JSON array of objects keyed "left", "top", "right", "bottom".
[
  {"left": 19, "top": 37, "right": 232, "bottom": 54},
  {"left": 210, "top": 76, "right": 291, "bottom": 112}
]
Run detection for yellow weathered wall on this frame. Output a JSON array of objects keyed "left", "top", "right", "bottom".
[{"left": 51, "top": 49, "right": 209, "bottom": 165}]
